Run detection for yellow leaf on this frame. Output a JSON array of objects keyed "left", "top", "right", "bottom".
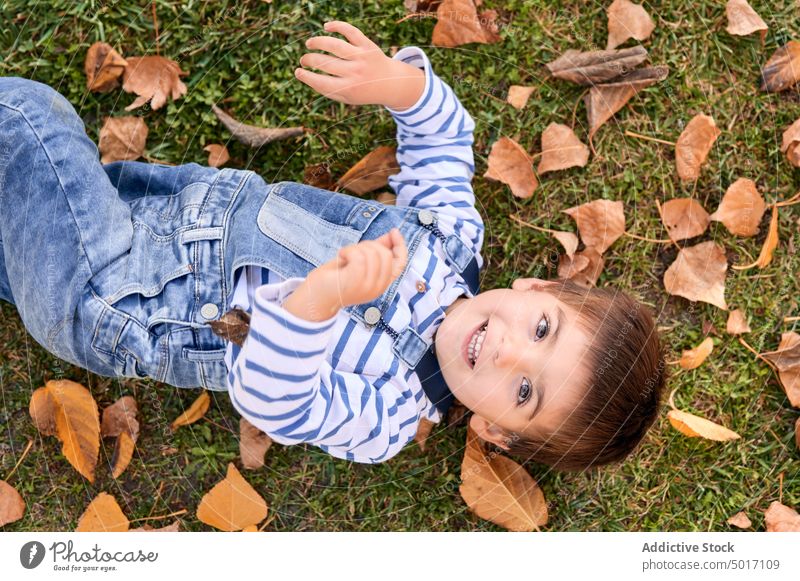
[
  {"left": 171, "top": 391, "right": 211, "bottom": 430},
  {"left": 679, "top": 337, "right": 714, "bottom": 370},
  {"left": 732, "top": 204, "right": 779, "bottom": 270},
  {"left": 667, "top": 409, "right": 740, "bottom": 441},
  {"left": 76, "top": 492, "right": 129, "bottom": 532},
  {"left": 196, "top": 463, "right": 268, "bottom": 531}
]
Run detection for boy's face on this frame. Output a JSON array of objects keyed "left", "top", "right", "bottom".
[{"left": 434, "top": 278, "right": 591, "bottom": 448}]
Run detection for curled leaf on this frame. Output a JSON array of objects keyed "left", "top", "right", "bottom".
[
  {"left": 211, "top": 104, "right": 305, "bottom": 148},
  {"left": 606, "top": 0, "right": 655, "bottom": 50},
  {"left": 667, "top": 409, "right": 740, "bottom": 441},
  {"left": 545, "top": 46, "right": 648, "bottom": 86},
  {"left": 563, "top": 199, "right": 625, "bottom": 254},
  {"left": 660, "top": 198, "right": 710, "bottom": 241},
  {"left": 98, "top": 116, "right": 148, "bottom": 164},
  {"left": 709, "top": 178, "right": 766, "bottom": 237},
  {"left": 663, "top": 241, "right": 728, "bottom": 310},
  {"left": 414, "top": 418, "right": 436, "bottom": 451},
  {"left": 557, "top": 247, "right": 605, "bottom": 287},
  {"left": 761, "top": 332, "right": 800, "bottom": 407},
  {"left": 537, "top": 123, "right": 590, "bottom": 174},
  {"left": 85, "top": 42, "right": 128, "bottom": 92},
  {"left": 483, "top": 137, "right": 537, "bottom": 199},
  {"left": 337, "top": 145, "right": 400, "bottom": 195},
  {"left": 196, "top": 463, "right": 268, "bottom": 531},
  {"left": 101, "top": 395, "right": 139, "bottom": 479},
  {"left": 170, "top": 391, "right": 211, "bottom": 430},
  {"left": 761, "top": 41, "right": 800, "bottom": 93},
  {"left": 303, "top": 162, "right": 335, "bottom": 190},
  {"left": 121, "top": 55, "right": 188, "bottom": 111},
  {"left": 679, "top": 337, "right": 714, "bottom": 370},
  {"left": 732, "top": 204, "right": 778, "bottom": 270},
  {"left": 725, "top": 0, "right": 767, "bottom": 40},
  {"left": 675, "top": 114, "right": 720, "bottom": 181},
  {"left": 552, "top": 231, "right": 579, "bottom": 260},
  {"left": 208, "top": 307, "right": 252, "bottom": 348}
]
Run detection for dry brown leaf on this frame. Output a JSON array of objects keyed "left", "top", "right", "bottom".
[
  {"left": 196, "top": 463, "right": 268, "bottom": 531},
  {"left": 679, "top": 337, "right": 714, "bottom": 370},
  {"left": 0, "top": 480, "right": 25, "bottom": 527},
  {"left": 726, "top": 511, "right": 752, "bottom": 529},
  {"left": 85, "top": 42, "right": 128, "bottom": 92},
  {"left": 663, "top": 241, "right": 728, "bottom": 310},
  {"left": 660, "top": 198, "right": 710, "bottom": 241},
  {"left": 240, "top": 418, "right": 273, "bottom": 470},
  {"left": 552, "top": 231, "right": 579, "bottom": 259},
  {"left": 130, "top": 520, "right": 180, "bottom": 532},
  {"left": 76, "top": 492, "right": 129, "bottom": 532},
  {"left": 98, "top": 116, "right": 148, "bottom": 164},
  {"left": 413, "top": 418, "right": 436, "bottom": 451},
  {"left": 795, "top": 417, "right": 800, "bottom": 451},
  {"left": 432, "top": 0, "right": 501, "bottom": 48},
  {"left": 337, "top": 145, "right": 400, "bottom": 195},
  {"left": 446, "top": 398, "right": 470, "bottom": 427},
  {"left": 761, "top": 41, "right": 800, "bottom": 93},
  {"left": 537, "top": 123, "right": 590, "bottom": 174},
  {"left": 171, "top": 391, "right": 211, "bottom": 430},
  {"left": 564, "top": 199, "right": 625, "bottom": 254},
  {"left": 404, "top": 0, "right": 442, "bottom": 12},
  {"left": 211, "top": 104, "right": 305, "bottom": 148},
  {"left": 584, "top": 66, "right": 669, "bottom": 137},
  {"left": 675, "top": 114, "right": 721, "bottom": 181},
  {"left": 459, "top": 426, "right": 548, "bottom": 532},
  {"left": 732, "top": 204, "right": 778, "bottom": 270},
  {"left": 764, "top": 501, "right": 800, "bottom": 532},
  {"left": 208, "top": 307, "right": 251, "bottom": 348},
  {"left": 545, "top": 46, "right": 648, "bottom": 86},
  {"left": 761, "top": 332, "right": 800, "bottom": 407},
  {"left": 607, "top": 0, "right": 655, "bottom": 50},
  {"left": 121, "top": 55, "right": 188, "bottom": 111},
  {"left": 204, "top": 144, "right": 229, "bottom": 168},
  {"left": 726, "top": 309, "right": 751, "bottom": 335},
  {"left": 725, "top": 0, "right": 767, "bottom": 40},
  {"left": 709, "top": 178, "right": 766, "bottom": 237},
  {"left": 483, "top": 137, "right": 537, "bottom": 198},
  {"left": 667, "top": 409, "right": 741, "bottom": 441},
  {"left": 29, "top": 380, "right": 100, "bottom": 483},
  {"left": 101, "top": 395, "right": 139, "bottom": 479},
  {"left": 506, "top": 85, "right": 536, "bottom": 110},
  {"left": 557, "top": 247, "right": 605, "bottom": 287},
  {"left": 780, "top": 118, "right": 800, "bottom": 168},
  {"left": 303, "top": 162, "right": 335, "bottom": 190}
]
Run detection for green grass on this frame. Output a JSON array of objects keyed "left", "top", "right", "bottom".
[{"left": 1, "top": 0, "right": 799, "bottom": 531}]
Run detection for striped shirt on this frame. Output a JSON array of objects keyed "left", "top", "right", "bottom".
[{"left": 223, "top": 46, "right": 485, "bottom": 463}]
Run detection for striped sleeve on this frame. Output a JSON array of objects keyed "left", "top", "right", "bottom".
[
  {"left": 385, "top": 46, "right": 484, "bottom": 248},
  {"left": 227, "top": 277, "right": 423, "bottom": 463}
]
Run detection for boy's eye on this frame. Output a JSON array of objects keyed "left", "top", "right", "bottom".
[
  {"left": 534, "top": 315, "right": 549, "bottom": 341},
  {"left": 518, "top": 377, "right": 532, "bottom": 405}
]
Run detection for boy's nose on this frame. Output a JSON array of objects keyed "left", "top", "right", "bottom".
[{"left": 493, "top": 334, "right": 525, "bottom": 370}]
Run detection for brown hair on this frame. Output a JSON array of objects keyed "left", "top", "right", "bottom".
[{"left": 500, "top": 279, "right": 666, "bottom": 472}]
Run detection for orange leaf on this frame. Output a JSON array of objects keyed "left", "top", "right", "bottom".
[
  {"left": 663, "top": 241, "right": 728, "bottom": 310},
  {"left": 660, "top": 198, "right": 710, "bottom": 241},
  {"left": 675, "top": 114, "right": 720, "bottom": 181},
  {"left": 761, "top": 332, "right": 800, "bottom": 407},
  {"left": 564, "top": 199, "right": 625, "bottom": 254},
  {"left": 709, "top": 178, "right": 766, "bottom": 237},
  {"left": 606, "top": 0, "right": 655, "bottom": 50},
  {"left": 679, "top": 337, "right": 714, "bottom": 370},
  {"left": 121, "top": 55, "right": 188, "bottom": 111},
  {"left": 130, "top": 520, "right": 180, "bottom": 532},
  {"left": 432, "top": 0, "right": 501, "bottom": 48},
  {"left": 537, "top": 123, "right": 590, "bottom": 174},
  {"left": 98, "top": 116, "right": 148, "bottom": 164},
  {"left": 483, "top": 137, "right": 537, "bottom": 199},
  {"left": 732, "top": 204, "right": 778, "bottom": 270},
  {"left": 725, "top": 0, "right": 767, "bottom": 40},
  {"left": 557, "top": 246, "right": 605, "bottom": 287},
  {"left": 239, "top": 418, "right": 273, "bottom": 470},
  {"left": 552, "top": 231, "right": 579, "bottom": 260},
  {"left": 506, "top": 86, "right": 535, "bottom": 110},
  {"left": 780, "top": 118, "right": 800, "bottom": 168},
  {"left": 764, "top": 501, "right": 800, "bottom": 532},
  {"left": 413, "top": 418, "right": 436, "bottom": 451},
  {"left": 204, "top": 144, "right": 230, "bottom": 168},
  {"left": 76, "top": 492, "right": 129, "bottom": 532},
  {"left": 761, "top": 41, "right": 800, "bottom": 93},
  {"left": 102, "top": 396, "right": 139, "bottom": 479},
  {"left": 171, "top": 391, "right": 211, "bottom": 430},
  {"left": 726, "top": 309, "right": 751, "bottom": 335},
  {"left": 337, "top": 145, "right": 400, "bottom": 195},
  {"left": 667, "top": 409, "right": 740, "bottom": 441},
  {"left": 196, "top": 463, "right": 268, "bottom": 531},
  {"left": 0, "top": 480, "right": 25, "bottom": 527},
  {"left": 726, "top": 511, "right": 752, "bottom": 529},
  {"left": 84, "top": 42, "right": 128, "bottom": 93}
]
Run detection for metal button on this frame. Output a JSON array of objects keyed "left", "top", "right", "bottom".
[
  {"left": 200, "top": 303, "right": 219, "bottom": 319},
  {"left": 418, "top": 209, "right": 434, "bottom": 225},
  {"left": 362, "top": 211, "right": 372, "bottom": 218},
  {"left": 416, "top": 280, "right": 427, "bottom": 293},
  {"left": 367, "top": 206, "right": 377, "bottom": 212},
  {"left": 364, "top": 306, "right": 381, "bottom": 325}
]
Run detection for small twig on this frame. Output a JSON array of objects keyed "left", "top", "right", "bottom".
[
  {"left": 128, "top": 508, "right": 187, "bottom": 524},
  {"left": 258, "top": 514, "right": 276, "bottom": 531},
  {"left": 624, "top": 130, "right": 676, "bottom": 147},
  {"left": 571, "top": 88, "right": 589, "bottom": 130},
  {"left": 779, "top": 471, "right": 784, "bottom": 505},
  {"left": 4, "top": 439, "right": 33, "bottom": 482},
  {"left": 151, "top": 1, "right": 160, "bottom": 56},
  {"left": 784, "top": 316, "right": 800, "bottom": 323},
  {"left": 482, "top": 90, "right": 508, "bottom": 106},
  {"left": 509, "top": 212, "right": 561, "bottom": 235},
  {"left": 147, "top": 481, "right": 165, "bottom": 519},
  {"left": 775, "top": 190, "right": 800, "bottom": 207},
  {"left": 395, "top": 12, "right": 433, "bottom": 24},
  {"left": 202, "top": 415, "right": 236, "bottom": 435},
  {"left": 738, "top": 337, "right": 776, "bottom": 371},
  {"left": 623, "top": 231, "right": 672, "bottom": 244}
]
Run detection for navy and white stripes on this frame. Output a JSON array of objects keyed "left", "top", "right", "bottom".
[{"left": 223, "top": 46, "right": 484, "bottom": 463}]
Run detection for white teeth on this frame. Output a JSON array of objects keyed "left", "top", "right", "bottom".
[{"left": 468, "top": 323, "right": 487, "bottom": 366}]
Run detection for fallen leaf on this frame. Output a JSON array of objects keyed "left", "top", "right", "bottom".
[
  {"left": 780, "top": 118, "right": 800, "bottom": 168},
  {"left": 761, "top": 332, "right": 800, "bottom": 407},
  {"left": 98, "top": 116, "right": 148, "bottom": 164},
  {"left": 557, "top": 247, "right": 605, "bottom": 287},
  {"left": 725, "top": 0, "right": 767, "bottom": 40},
  {"left": 240, "top": 418, "right": 273, "bottom": 470},
  {"left": 726, "top": 511, "right": 752, "bottom": 529},
  {"left": 459, "top": 425, "right": 548, "bottom": 531},
  {"left": 679, "top": 337, "right": 714, "bottom": 370},
  {"left": 432, "top": 0, "right": 501, "bottom": 48},
  {"left": 375, "top": 191, "right": 397, "bottom": 205},
  {"left": 663, "top": 241, "right": 728, "bottom": 310},
  {"left": 675, "top": 114, "right": 721, "bottom": 181},
  {"left": 196, "top": 462, "right": 268, "bottom": 531},
  {"left": 85, "top": 42, "right": 128, "bottom": 92},
  {"left": 732, "top": 204, "right": 778, "bottom": 270},
  {"left": 101, "top": 395, "right": 140, "bottom": 479},
  {"left": 130, "top": 520, "right": 180, "bottom": 532},
  {"left": 303, "top": 162, "right": 335, "bottom": 190},
  {"left": 414, "top": 418, "right": 436, "bottom": 451},
  {"left": 211, "top": 104, "right": 305, "bottom": 148},
  {"left": 552, "top": 231, "right": 579, "bottom": 259},
  {"left": 446, "top": 398, "right": 470, "bottom": 427},
  {"left": 29, "top": 380, "right": 100, "bottom": 483},
  {"left": 564, "top": 199, "right": 625, "bottom": 254},
  {"left": 537, "top": 123, "right": 590, "bottom": 174},
  {"left": 709, "top": 178, "right": 766, "bottom": 237},
  {"left": 726, "top": 309, "right": 751, "bottom": 334},
  {"left": 337, "top": 145, "right": 400, "bottom": 195},
  {"left": 0, "top": 480, "right": 25, "bottom": 527},
  {"left": 208, "top": 307, "right": 251, "bottom": 348},
  {"left": 506, "top": 85, "right": 536, "bottom": 110},
  {"left": 667, "top": 409, "right": 740, "bottom": 441},
  {"left": 204, "top": 144, "right": 229, "bottom": 168},
  {"left": 660, "top": 198, "right": 710, "bottom": 241},
  {"left": 764, "top": 501, "right": 800, "bottom": 532},
  {"left": 761, "top": 41, "right": 800, "bottom": 93},
  {"left": 76, "top": 492, "right": 129, "bottom": 532},
  {"left": 546, "top": 46, "right": 649, "bottom": 86},
  {"left": 121, "top": 55, "right": 188, "bottom": 111},
  {"left": 404, "top": 0, "right": 442, "bottom": 12},
  {"left": 584, "top": 66, "right": 669, "bottom": 137},
  {"left": 796, "top": 417, "right": 800, "bottom": 451},
  {"left": 170, "top": 391, "right": 211, "bottom": 430},
  {"left": 241, "top": 524, "right": 259, "bottom": 532},
  {"left": 606, "top": 0, "right": 655, "bottom": 50},
  {"left": 483, "top": 137, "right": 537, "bottom": 198}
]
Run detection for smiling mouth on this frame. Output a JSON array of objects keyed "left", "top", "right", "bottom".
[{"left": 465, "top": 320, "right": 488, "bottom": 369}]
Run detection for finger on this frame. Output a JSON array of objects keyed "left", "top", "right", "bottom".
[
  {"left": 323, "top": 20, "right": 374, "bottom": 48},
  {"left": 294, "top": 68, "right": 347, "bottom": 99},
  {"left": 373, "top": 230, "right": 394, "bottom": 251},
  {"left": 299, "top": 52, "right": 352, "bottom": 77},
  {"left": 390, "top": 230, "right": 408, "bottom": 278},
  {"left": 305, "top": 35, "right": 361, "bottom": 59}
]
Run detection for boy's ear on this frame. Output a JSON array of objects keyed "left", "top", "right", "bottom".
[
  {"left": 511, "top": 277, "right": 554, "bottom": 292},
  {"left": 469, "top": 414, "right": 511, "bottom": 451}
]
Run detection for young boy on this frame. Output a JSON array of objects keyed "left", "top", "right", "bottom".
[{"left": 0, "top": 21, "right": 664, "bottom": 472}]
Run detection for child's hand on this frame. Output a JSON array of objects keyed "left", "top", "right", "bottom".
[
  {"left": 295, "top": 21, "right": 425, "bottom": 111},
  {"left": 281, "top": 228, "right": 408, "bottom": 323}
]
